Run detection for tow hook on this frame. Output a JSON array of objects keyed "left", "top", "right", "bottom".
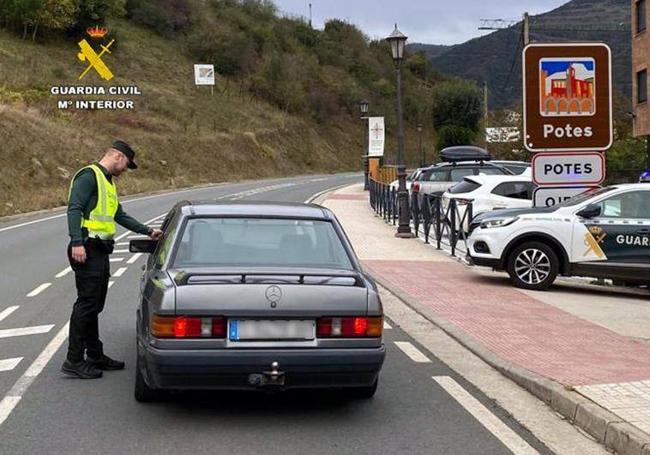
[{"left": 248, "top": 361, "right": 286, "bottom": 387}]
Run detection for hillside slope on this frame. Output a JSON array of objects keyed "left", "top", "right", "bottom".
[
  {"left": 0, "top": 1, "right": 437, "bottom": 217},
  {"left": 428, "top": 0, "right": 631, "bottom": 108}
]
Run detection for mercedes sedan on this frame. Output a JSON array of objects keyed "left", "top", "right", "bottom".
[{"left": 130, "top": 201, "right": 386, "bottom": 402}]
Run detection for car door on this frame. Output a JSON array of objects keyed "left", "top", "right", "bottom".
[
  {"left": 421, "top": 167, "right": 450, "bottom": 196},
  {"left": 573, "top": 189, "right": 650, "bottom": 264}
]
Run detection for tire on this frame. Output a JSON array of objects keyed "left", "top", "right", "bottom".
[
  {"left": 506, "top": 241, "right": 559, "bottom": 291},
  {"left": 134, "top": 354, "right": 159, "bottom": 403},
  {"left": 347, "top": 378, "right": 378, "bottom": 399}
]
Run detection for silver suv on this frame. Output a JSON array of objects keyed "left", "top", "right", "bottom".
[{"left": 412, "top": 161, "right": 513, "bottom": 198}]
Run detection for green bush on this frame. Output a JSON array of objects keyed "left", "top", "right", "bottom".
[
  {"left": 126, "top": 0, "right": 191, "bottom": 37},
  {"left": 436, "top": 125, "right": 478, "bottom": 150}
]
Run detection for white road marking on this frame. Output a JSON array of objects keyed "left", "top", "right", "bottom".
[
  {"left": 109, "top": 258, "right": 124, "bottom": 263},
  {"left": 113, "top": 267, "right": 127, "bottom": 277},
  {"left": 26, "top": 283, "right": 51, "bottom": 297},
  {"left": 432, "top": 376, "right": 539, "bottom": 454},
  {"left": 108, "top": 281, "right": 115, "bottom": 289},
  {"left": 0, "top": 213, "right": 66, "bottom": 234},
  {"left": 116, "top": 242, "right": 129, "bottom": 246},
  {"left": 0, "top": 306, "right": 19, "bottom": 323},
  {"left": 127, "top": 253, "right": 143, "bottom": 264},
  {"left": 383, "top": 321, "right": 392, "bottom": 329},
  {"left": 0, "top": 325, "right": 54, "bottom": 339},
  {"left": 127, "top": 235, "right": 147, "bottom": 239},
  {"left": 55, "top": 267, "right": 72, "bottom": 278},
  {"left": 394, "top": 341, "right": 431, "bottom": 363},
  {"left": 0, "top": 322, "right": 69, "bottom": 427},
  {"left": 112, "top": 249, "right": 130, "bottom": 254},
  {"left": 0, "top": 358, "right": 22, "bottom": 372}
]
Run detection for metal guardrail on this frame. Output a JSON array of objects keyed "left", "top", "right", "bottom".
[{"left": 369, "top": 179, "right": 474, "bottom": 257}]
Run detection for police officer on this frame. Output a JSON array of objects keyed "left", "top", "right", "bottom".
[{"left": 62, "top": 140, "right": 163, "bottom": 379}]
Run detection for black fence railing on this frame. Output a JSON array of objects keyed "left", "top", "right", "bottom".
[{"left": 369, "top": 179, "right": 474, "bottom": 257}]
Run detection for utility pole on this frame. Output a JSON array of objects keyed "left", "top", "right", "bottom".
[
  {"left": 309, "top": 3, "right": 312, "bottom": 28},
  {"left": 523, "top": 12, "right": 530, "bottom": 45},
  {"left": 483, "top": 81, "right": 489, "bottom": 151}
]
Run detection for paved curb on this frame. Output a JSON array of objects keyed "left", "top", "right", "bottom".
[{"left": 321, "top": 184, "right": 650, "bottom": 455}]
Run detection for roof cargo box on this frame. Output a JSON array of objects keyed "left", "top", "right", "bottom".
[{"left": 440, "top": 146, "right": 491, "bottom": 163}]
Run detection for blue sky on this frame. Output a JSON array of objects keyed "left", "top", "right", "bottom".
[{"left": 272, "top": 0, "right": 568, "bottom": 45}]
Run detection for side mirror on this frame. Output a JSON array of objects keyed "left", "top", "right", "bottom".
[
  {"left": 129, "top": 239, "right": 158, "bottom": 254},
  {"left": 577, "top": 204, "right": 601, "bottom": 219}
]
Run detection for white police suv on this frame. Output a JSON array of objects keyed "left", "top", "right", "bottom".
[{"left": 467, "top": 183, "right": 650, "bottom": 291}]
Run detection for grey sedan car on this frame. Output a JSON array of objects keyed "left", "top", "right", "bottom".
[{"left": 130, "top": 201, "right": 385, "bottom": 402}]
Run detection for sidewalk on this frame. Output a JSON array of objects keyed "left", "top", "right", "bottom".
[{"left": 322, "top": 183, "right": 650, "bottom": 455}]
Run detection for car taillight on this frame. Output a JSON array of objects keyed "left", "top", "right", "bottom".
[
  {"left": 412, "top": 182, "right": 420, "bottom": 193},
  {"left": 316, "top": 317, "right": 383, "bottom": 338},
  {"left": 152, "top": 315, "right": 226, "bottom": 339}
]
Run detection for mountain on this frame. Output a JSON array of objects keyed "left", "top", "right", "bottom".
[
  {"left": 407, "top": 43, "right": 449, "bottom": 60},
  {"left": 427, "top": 0, "right": 631, "bottom": 108}
]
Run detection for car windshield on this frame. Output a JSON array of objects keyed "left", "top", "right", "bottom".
[
  {"left": 557, "top": 187, "right": 616, "bottom": 207},
  {"left": 172, "top": 217, "right": 353, "bottom": 270}
]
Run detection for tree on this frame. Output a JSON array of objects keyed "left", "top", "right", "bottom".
[
  {"left": 431, "top": 79, "right": 483, "bottom": 150},
  {"left": 32, "top": 0, "right": 78, "bottom": 39}
]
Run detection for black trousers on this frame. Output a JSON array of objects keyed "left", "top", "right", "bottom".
[{"left": 66, "top": 240, "right": 111, "bottom": 363}]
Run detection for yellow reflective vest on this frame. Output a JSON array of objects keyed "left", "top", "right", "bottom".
[{"left": 68, "top": 164, "right": 118, "bottom": 240}]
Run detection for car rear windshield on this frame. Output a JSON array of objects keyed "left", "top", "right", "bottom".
[
  {"left": 172, "top": 218, "right": 353, "bottom": 270},
  {"left": 449, "top": 179, "right": 482, "bottom": 194}
]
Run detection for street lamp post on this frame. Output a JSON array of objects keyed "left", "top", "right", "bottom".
[
  {"left": 417, "top": 123, "right": 424, "bottom": 167},
  {"left": 386, "top": 24, "right": 413, "bottom": 238},
  {"left": 360, "top": 100, "right": 370, "bottom": 190}
]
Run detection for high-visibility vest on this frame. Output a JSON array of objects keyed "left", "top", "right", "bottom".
[{"left": 69, "top": 163, "right": 118, "bottom": 240}]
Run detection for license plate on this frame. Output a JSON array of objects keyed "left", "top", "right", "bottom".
[{"left": 229, "top": 320, "right": 315, "bottom": 341}]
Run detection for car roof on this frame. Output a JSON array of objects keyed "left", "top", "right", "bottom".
[
  {"left": 176, "top": 201, "right": 332, "bottom": 219},
  {"left": 423, "top": 161, "right": 500, "bottom": 170},
  {"left": 610, "top": 183, "right": 650, "bottom": 190}
]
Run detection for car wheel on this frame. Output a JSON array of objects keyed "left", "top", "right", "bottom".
[
  {"left": 347, "top": 378, "right": 378, "bottom": 399},
  {"left": 134, "top": 353, "right": 159, "bottom": 403},
  {"left": 507, "top": 241, "right": 558, "bottom": 291}
]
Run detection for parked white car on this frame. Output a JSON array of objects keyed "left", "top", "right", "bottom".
[{"left": 442, "top": 171, "right": 534, "bottom": 225}]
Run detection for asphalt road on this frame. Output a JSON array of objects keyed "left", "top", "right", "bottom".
[{"left": 0, "top": 173, "right": 552, "bottom": 455}]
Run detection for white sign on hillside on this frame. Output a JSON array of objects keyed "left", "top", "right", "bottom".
[
  {"left": 194, "top": 64, "right": 215, "bottom": 86},
  {"left": 368, "top": 117, "right": 385, "bottom": 157}
]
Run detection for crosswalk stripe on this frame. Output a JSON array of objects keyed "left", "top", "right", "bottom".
[
  {"left": 0, "top": 358, "right": 22, "bottom": 372},
  {"left": 0, "top": 325, "right": 54, "bottom": 339},
  {"left": 108, "top": 281, "right": 115, "bottom": 289},
  {"left": 112, "top": 249, "right": 129, "bottom": 254},
  {"left": 384, "top": 321, "right": 392, "bottom": 330},
  {"left": 26, "top": 283, "right": 51, "bottom": 297},
  {"left": 0, "top": 306, "right": 19, "bottom": 323},
  {"left": 109, "top": 258, "right": 124, "bottom": 263},
  {"left": 113, "top": 267, "right": 127, "bottom": 277},
  {"left": 394, "top": 341, "right": 431, "bottom": 363}
]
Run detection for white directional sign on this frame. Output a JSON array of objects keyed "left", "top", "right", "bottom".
[
  {"left": 533, "top": 186, "right": 594, "bottom": 207},
  {"left": 532, "top": 152, "right": 605, "bottom": 186},
  {"left": 194, "top": 64, "right": 215, "bottom": 85},
  {"left": 368, "top": 117, "right": 385, "bottom": 157}
]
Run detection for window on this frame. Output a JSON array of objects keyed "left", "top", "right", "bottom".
[
  {"left": 502, "top": 165, "right": 530, "bottom": 175},
  {"left": 424, "top": 169, "right": 448, "bottom": 182},
  {"left": 477, "top": 167, "right": 509, "bottom": 176},
  {"left": 638, "top": 70, "right": 648, "bottom": 104},
  {"left": 491, "top": 182, "right": 533, "bottom": 200},
  {"left": 173, "top": 218, "right": 353, "bottom": 269},
  {"left": 638, "top": 0, "right": 647, "bottom": 33},
  {"left": 449, "top": 179, "right": 482, "bottom": 194},
  {"left": 449, "top": 168, "right": 475, "bottom": 181},
  {"left": 597, "top": 191, "right": 650, "bottom": 219}
]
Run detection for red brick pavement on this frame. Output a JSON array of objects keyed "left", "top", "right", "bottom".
[
  {"left": 365, "top": 259, "right": 650, "bottom": 386},
  {"left": 326, "top": 194, "right": 368, "bottom": 200}
]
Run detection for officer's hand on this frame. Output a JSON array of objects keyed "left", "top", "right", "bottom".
[
  {"left": 149, "top": 229, "right": 163, "bottom": 241},
  {"left": 71, "top": 245, "right": 87, "bottom": 264}
]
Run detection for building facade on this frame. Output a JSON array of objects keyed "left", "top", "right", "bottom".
[{"left": 633, "top": 0, "right": 650, "bottom": 137}]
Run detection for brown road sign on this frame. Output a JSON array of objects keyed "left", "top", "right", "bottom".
[{"left": 523, "top": 43, "right": 612, "bottom": 152}]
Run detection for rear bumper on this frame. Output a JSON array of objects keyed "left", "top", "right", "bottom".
[{"left": 143, "top": 345, "right": 386, "bottom": 390}]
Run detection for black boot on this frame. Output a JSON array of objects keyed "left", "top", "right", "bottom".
[
  {"left": 61, "top": 360, "right": 103, "bottom": 379},
  {"left": 87, "top": 354, "right": 125, "bottom": 371}
]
